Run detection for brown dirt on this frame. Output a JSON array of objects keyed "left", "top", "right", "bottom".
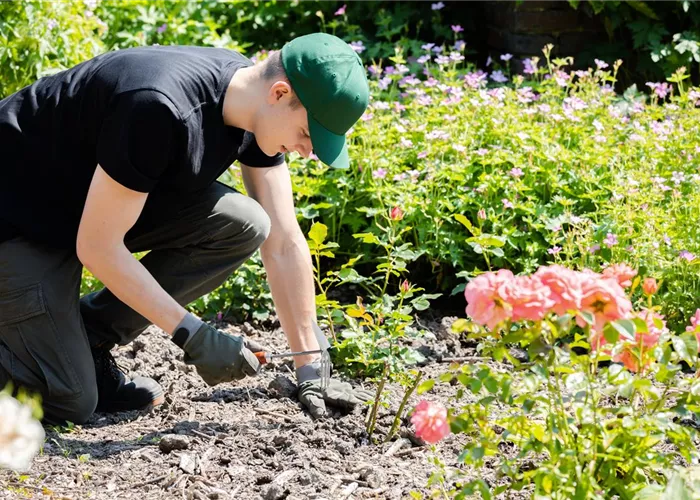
[{"left": 0, "top": 316, "right": 501, "bottom": 500}]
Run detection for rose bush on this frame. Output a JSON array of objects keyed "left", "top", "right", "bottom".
[{"left": 413, "top": 264, "right": 700, "bottom": 498}]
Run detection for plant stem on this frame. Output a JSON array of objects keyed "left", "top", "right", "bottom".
[
  {"left": 366, "top": 362, "right": 389, "bottom": 441},
  {"left": 385, "top": 371, "right": 423, "bottom": 443}
]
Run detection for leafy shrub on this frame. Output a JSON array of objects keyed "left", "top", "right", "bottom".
[
  {"left": 571, "top": 0, "right": 700, "bottom": 82},
  {"left": 0, "top": 0, "right": 105, "bottom": 98}
]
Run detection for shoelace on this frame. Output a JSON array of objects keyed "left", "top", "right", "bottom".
[{"left": 94, "top": 349, "right": 125, "bottom": 385}]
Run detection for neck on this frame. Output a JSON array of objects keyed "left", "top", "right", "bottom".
[{"left": 222, "top": 65, "right": 260, "bottom": 130}]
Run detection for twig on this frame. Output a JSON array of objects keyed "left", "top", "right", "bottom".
[
  {"left": 190, "top": 429, "right": 215, "bottom": 440},
  {"left": 130, "top": 474, "right": 169, "bottom": 489},
  {"left": 335, "top": 476, "right": 369, "bottom": 487},
  {"left": 254, "top": 407, "right": 292, "bottom": 422},
  {"left": 439, "top": 356, "right": 489, "bottom": 363},
  {"left": 366, "top": 362, "right": 389, "bottom": 439},
  {"left": 384, "top": 438, "right": 410, "bottom": 457},
  {"left": 394, "top": 447, "right": 423, "bottom": 457}
]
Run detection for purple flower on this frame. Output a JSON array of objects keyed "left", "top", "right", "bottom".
[
  {"left": 368, "top": 65, "right": 382, "bottom": 77},
  {"left": 589, "top": 244, "right": 600, "bottom": 254},
  {"left": 548, "top": 246, "right": 562, "bottom": 255},
  {"left": 432, "top": 46, "right": 443, "bottom": 54},
  {"left": 417, "top": 54, "right": 431, "bottom": 64},
  {"left": 421, "top": 43, "right": 435, "bottom": 51},
  {"left": 449, "top": 52, "right": 465, "bottom": 63},
  {"left": 680, "top": 250, "right": 696, "bottom": 262},
  {"left": 574, "top": 70, "right": 589, "bottom": 78},
  {"left": 463, "top": 70, "right": 488, "bottom": 89},
  {"left": 384, "top": 66, "right": 396, "bottom": 75},
  {"left": 485, "top": 55, "right": 492, "bottom": 67},
  {"left": 523, "top": 58, "right": 538, "bottom": 75},
  {"left": 431, "top": 1, "right": 445, "bottom": 10},
  {"left": 417, "top": 151, "right": 428, "bottom": 159},
  {"left": 400, "top": 137, "right": 413, "bottom": 148},
  {"left": 378, "top": 77, "right": 392, "bottom": 90},
  {"left": 334, "top": 4, "right": 346, "bottom": 16},
  {"left": 603, "top": 232, "right": 618, "bottom": 248},
  {"left": 373, "top": 168, "right": 387, "bottom": 179},
  {"left": 502, "top": 199, "right": 514, "bottom": 209},
  {"left": 157, "top": 23, "right": 168, "bottom": 34},
  {"left": 500, "top": 53, "right": 513, "bottom": 62},
  {"left": 646, "top": 82, "right": 670, "bottom": 99},
  {"left": 349, "top": 41, "right": 365, "bottom": 53},
  {"left": 509, "top": 167, "right": 524, "bottom": 178},
  {"left": 475, "top": 148, "right": 488, "bottom": 156},
  {"left": 454, "top": 40, "right": 466, "bottom": 51},
  {"left": 435, "top": 55, "right": 450, "bottom": 65},
  {"left": 594, "top": 59, "right": 609, "bottom": 70},
  {"left": 47, "top": 18, "right": 59, "bottom": 30},
  {"left": 451, "top": 25, "right": 464, "bottom": 33},
  {"left": 490, "top": 70, "right": 508, "bottom": 83}
]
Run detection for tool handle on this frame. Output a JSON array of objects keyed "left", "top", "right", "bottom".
[{"left": 254, "top": 351, "right": 269, "bottom": 365}]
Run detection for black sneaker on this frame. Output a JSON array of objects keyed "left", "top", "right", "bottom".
[{"left": 92, "top": 347, "right": 164, "bottom": 413}]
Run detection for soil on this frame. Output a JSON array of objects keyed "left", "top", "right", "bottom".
[{"left": 0, "top": 316, "right": 500, "bottom": 500}]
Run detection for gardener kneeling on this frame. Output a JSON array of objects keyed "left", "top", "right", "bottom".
[{"left": 0, "top": 33, "right": 371, "bottom": 425}]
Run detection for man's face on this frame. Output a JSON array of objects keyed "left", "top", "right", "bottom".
[{"left": 254, "top": 80, "right": 313, "bottom": 159}]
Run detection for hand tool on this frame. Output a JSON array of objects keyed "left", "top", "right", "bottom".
[{"left": 253, "top": 323, "right": 332, "bottom": 388}]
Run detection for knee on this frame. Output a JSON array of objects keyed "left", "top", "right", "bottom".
[
  {"left": 44, "top": 388, "right": 97, "bottom": 426},
  {"left": 216, "top": 195, "right": 271, "bottom": 250}
]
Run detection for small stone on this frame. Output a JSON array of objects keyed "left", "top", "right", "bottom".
[
  {"left": 132, "top": 338, "right": 148, "bottom": 353},
  {"left": 268, "top": 376, "right": 298, "bottom": 399},
  {"left": 255, "top": 473, "right": 273, "bottom": 485},
  {"left": 179, "top": 453, "right": 196, "bottom": 475},
  {"left": 334, "top": 441, "right": 353, "bottom": 456},
  {"left": 159, "top": 434, "right": 190, "bottom": 453},
  {"left": 262, "top": 483, "right": 286, "bottom": 500}
]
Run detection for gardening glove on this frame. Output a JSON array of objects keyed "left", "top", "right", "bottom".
[
  {"left": 296, "top": 359, "right": 374, "bottom": 419},
  {"left": 171, "top": 313, "right": 260, "bottom": 386}
]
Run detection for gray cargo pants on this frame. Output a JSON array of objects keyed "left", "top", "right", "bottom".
[{"left": 0, "top": 181, "right": 270, "bottom": 424}]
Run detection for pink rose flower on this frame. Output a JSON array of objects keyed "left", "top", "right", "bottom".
[
  {"left": 464, "top": 269, "right": 514, "bottom": 330},
  {"left": 534, "top": 265, "right": 584, "bottom": 316},
  {"left": 498, "top": 275, "right": 555, "bottom": 322},
  {"left": 685, "top": 309, "right": 700, "bottom": 350},
  {"left": 578, "top": 275, "right": 633, "bottom": 332},
  {"left": 411, "top": 400, "right": 450, "bottom": 444},
  {"left": 602, "top": 263, "right": 637, "bottom": 288}
]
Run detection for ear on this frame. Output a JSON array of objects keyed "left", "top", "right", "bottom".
[{"left": 267, "top": 80, "right": 293, "bottom": 105}]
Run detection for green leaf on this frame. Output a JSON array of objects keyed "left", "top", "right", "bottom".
[
  {"left": 672, "top": 335, "right": 695, "bottom": 366},
  {"left": 467, "top": 235, "right": 505, "bottom": 248},
  {"left": 628, "top": 1, "right": 660, "bottom": 20},
  {"left": 417, "top": 380, "right": 435, "bottom": 394},
  {"left": 612, "top": 318, "right": 636, "bottom": 339},
  {"left": 603, "top": 323, "right": 620, "bottom": 344},
  {"left": 454, "top": 213, "right": 479, "bottom": 236},
  {"left": 353, "top": 232, "right": 382, "bottom": 245},
  {"left": 308, "top": 222, "right": 328, "bottom": 246}
]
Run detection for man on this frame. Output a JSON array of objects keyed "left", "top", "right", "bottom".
[{"left": 0, "top": 32, "right": 372, "bottom": 425}]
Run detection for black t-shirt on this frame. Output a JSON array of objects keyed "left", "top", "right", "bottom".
[{"left": 0, "top": 45, "right": 284, "bottom": 248}]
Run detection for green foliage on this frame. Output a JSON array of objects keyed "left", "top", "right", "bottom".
[
  {"left": 572, "top": 0, "right": 700, "bottom": 81},
  {"left": 0, "top": 0, "right": 105, "bottom": 98}
]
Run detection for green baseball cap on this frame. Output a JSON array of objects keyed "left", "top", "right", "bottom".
[{"left": 281, "top": 32, "right": 369, "bottom": 169}]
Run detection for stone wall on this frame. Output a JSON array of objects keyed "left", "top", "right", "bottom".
[{"left": 481, "top": 1, "right": 605, "bottom": 67}]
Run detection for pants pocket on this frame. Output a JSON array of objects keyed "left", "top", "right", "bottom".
[{"left": 0, "top": 284, "right": 83, "bottom": 399}]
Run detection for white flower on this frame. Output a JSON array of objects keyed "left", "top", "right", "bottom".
[{"left": 0, "top": 395, "right": 45, "bottom": 472}]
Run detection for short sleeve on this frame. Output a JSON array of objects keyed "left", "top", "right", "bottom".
[
  {"left": 237, "top": 131, "right": 285, "bottom": 168},
  {"left": 97, "top": 90, "right": 181, "bottom": 192}
]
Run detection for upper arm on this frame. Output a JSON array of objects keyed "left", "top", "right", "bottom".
[
  {"left": 240, "top": 162, "right": 301, "bottom": 251},
  {"left": 76, "top": 164, "right": 148, "bottom": 262}
]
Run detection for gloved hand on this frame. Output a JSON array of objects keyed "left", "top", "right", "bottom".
[
  {"left": 171, "top": 313, "right": 260, "bottom": 386},
  {"left": 296, "top": 359, "right": 373, "bottom": 419}
]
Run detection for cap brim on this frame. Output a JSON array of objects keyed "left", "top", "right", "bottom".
[{"left": 308, "top": 113, "right": 349, "bottom": 169}]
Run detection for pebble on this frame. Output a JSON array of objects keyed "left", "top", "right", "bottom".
[
  {"left": 159, "top": 434, "right": 190, "bottom": 453},
  {"left": 178, "top": 453, "right": 196, "bottom": 475},
  {"left": 262, "top": 483, "right": 286, "bottom": 500}
]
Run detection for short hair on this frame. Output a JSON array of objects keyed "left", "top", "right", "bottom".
[{"left": 260, "top": 50, "right": 302, "bottom": 109}]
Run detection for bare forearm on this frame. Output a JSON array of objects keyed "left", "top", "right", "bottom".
[
  {"left": 79, "top": 245, "right": 187, "bottom": 335},
  {"left": 260, "top": 231, "right": 319, "bottom": 368}
]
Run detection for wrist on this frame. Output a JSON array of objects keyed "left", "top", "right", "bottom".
[
  {"left": 171, "top": 312, "right": 205, "bottom": 349},
  {"left": 295, "top": 359, "right": 322, "bottom": 384}
]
